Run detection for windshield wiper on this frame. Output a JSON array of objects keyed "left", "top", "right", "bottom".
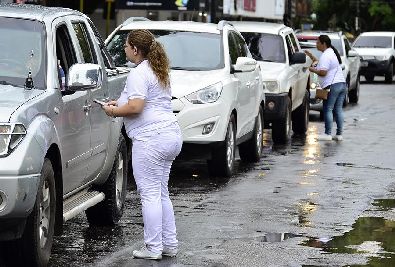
[
  {"left": 0, "top": 80, "right": 19, "bottom": 87},
  {"left": 171, "top": 67, "right": 189, "bottom": 70}
]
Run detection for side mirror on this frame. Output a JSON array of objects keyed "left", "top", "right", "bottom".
[
  {"left": 348, "top": 50, "right": 358, "bottom": 57},
  {"left": 67, "top": 63, "right": 103, "bottom": 91},
  {"left": 290, "top": 52, "right": 306, "bottom": 65},
  {"left": 233, "top": 57, "right": 257, "bottom": 72}
]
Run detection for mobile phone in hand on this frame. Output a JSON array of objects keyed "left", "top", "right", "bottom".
[{"left": 93, "top": 99, "right": 107, "bottom": 106}]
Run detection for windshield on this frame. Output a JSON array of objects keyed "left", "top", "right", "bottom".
[
  {"left": 353, "top": 36, "right": 392, "bottom": 48},
  {"left": 106, "top": 30, "right": 224, "bottom": 71},
  {"left": 241, "top": 32, "right": 285, "bottom": 63},
  {"left": 0, "top": 17, "right": 46, "bottom": 89}
]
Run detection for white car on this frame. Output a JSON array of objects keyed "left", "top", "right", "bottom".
[
  {"left": 106, "top": 20, "right": 265, "bottom": 177},
  {"left": 231, "top": 21, "right": 310, "bottom": 144},
  {"left": 297, "top": 31, "right": 361, "bottom": 112},
  {"left": 352, "top": 31, "right": 395, "bottom": 84}
]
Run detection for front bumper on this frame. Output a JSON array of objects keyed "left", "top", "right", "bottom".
[
  {"left": 264, "top": 93, "right": 289, "bottom": 122},
  {"left": 359, "top": 59, "right": 391, "bottom": 76},
  {"left": 172, "top": 95, "right": 232, "bottom": 144}
]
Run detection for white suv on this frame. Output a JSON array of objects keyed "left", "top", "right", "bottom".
[
  {"left": 352, "top": 31, "right": 395, "bottom": 83},
  {"left": 232, "top": 22, "right": 310, "bottom": 144},
  {"left": 106, "top": 20, "right": 265, "bottom": 177}
]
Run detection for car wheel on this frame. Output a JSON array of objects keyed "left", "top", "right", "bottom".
[
  {"left": 292, "top": 91, "right": 309, "bottom": 135},
  {"left": 349, "top": 74, "right": 360, "bottom": 103},
  {"left": 86, "top": 135, "right": 127, "bottom": 225},
  {"left": 365, "top": 74, "right": 374, "bottom": 82},
  {"left": 385, "top": 62, "right": 393, "bottom": 84},
  {"left": 208, "top": 115, "right": 236, "bottom": 177},
  {"left": 239, "top": 106, "right": 264, "bottom": 163},
  {"left": 272, "top": 96, "right": 291, "bottom": 144},
  {"left": 1, "top": 159, "right": 56, "bottom": 267}
]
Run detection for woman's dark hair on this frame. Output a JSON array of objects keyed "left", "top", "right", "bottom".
[
  {"left": 127, "top": 29, "right": 170, "bottom": 88},
  {"left": 318, "top": 35, "right": 342, "bottom": 64}
]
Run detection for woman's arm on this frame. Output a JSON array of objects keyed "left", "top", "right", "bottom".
[
  {"left": 103, "top": 98, "right": 145, "bottom": 117},
  {"left": 309, "top": 66, "right": 328, "bottom": 77}
]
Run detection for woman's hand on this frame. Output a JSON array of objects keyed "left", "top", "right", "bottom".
[{"left": 102, "top": 104, "right": 116, "bottom": 117}]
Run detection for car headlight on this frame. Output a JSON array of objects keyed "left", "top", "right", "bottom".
[
  {"left": 185, "top": 82, "right": 223, "bottom": 104},
  {"left": 0, "top": 123, "right": 27, "bottom": 157},
  {"left": 263, "top": 81, "right": 279, "bottom": 92},
  {"left": 375, "top": 55, "right": 390, "bottom": 61}
]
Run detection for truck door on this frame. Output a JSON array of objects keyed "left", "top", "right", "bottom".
[
  {"left": 54, "top": 22, "right": 91, "bottom": 194},
  {"left": 70, "top": 20, "right": 112, "bottom": 184}
]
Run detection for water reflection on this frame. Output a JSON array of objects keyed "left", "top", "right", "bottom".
[
  {"left": 262, "top": 232, "right": 302, "bottom": 242},
  {"left": 302, "top": 217, "right": 395, "bottom": 266},
  {"left": 372, "top": 199, "right": 395, "bottom": 211}
]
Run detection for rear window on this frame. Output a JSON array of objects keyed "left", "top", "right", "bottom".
[
  {"left": 353, "top": 36, "right": 392, "bottom": 48},
  {"left": 241, "top": 32, "right": 285, "bottom": 63}
]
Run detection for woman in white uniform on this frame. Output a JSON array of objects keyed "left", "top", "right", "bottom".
[{"left": 103, "top": 29, "right": 182, "bottom": 260}]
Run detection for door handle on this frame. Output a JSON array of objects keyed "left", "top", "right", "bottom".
[
  {"left": 246, "top": 81, "right": 251, "bottom": 88},
  {"left": 83, "top": 104, "right": 92, "bottom": 112}
]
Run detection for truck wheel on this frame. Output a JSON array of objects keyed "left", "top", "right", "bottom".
[
  {"left": 272, "top": 97, "right": 291, "bottom": 144},
  {"left": 385, "top": 62, "right": 393, "bottom": 84},
  {"left": 365, "top": 74, "right": 374, "bottom": 83},
  {"left": 343, "top": 77, "right": 350, "bottom": 107},
  {"left": 86, "top": 135, "right": 127, "bottom": 225},
  {"left": 1, "top": 159, "right": 56, "bottom": 267},
  {"left": 239, "top": 106, "right": 264, "bottom": 163},
  {"left": 208, "top": 115, "right": 236, "bottom": 177},
  {"left": 349, "top": 75, "right": 360, "bottom": 103},
  {"left": 292, "top": 91, "right": 309, "bottom": 135}
]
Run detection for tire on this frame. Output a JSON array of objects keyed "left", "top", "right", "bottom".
[
  {"left": 239, "top": 106, "right": 264, "bottom": 163},
  {"left": 272, "top": 96, "right": 291, "bottom": 144},
  {"left": 1, "top": 159, "right": 56, "bottom": 267},
  {"left": 365, "top": 74, "right": 374, "bottom": 83},
  {"left": 349, "top": 75, "right": 360, "bottom": 103},
  {"left": 86, "top": 135, "right": 128, "bottom": 225},
  {"left": 343, "top": 77, "right": 350, "bottom": 107},
  {"left": 385, "top": 62, "right": 393, "bottom": 84},
  {"left": 208, "top": 115, "right": 236, "bottom": 177},
  {"left": 292, "top": 91, "right": 309, "bottom": 135}
]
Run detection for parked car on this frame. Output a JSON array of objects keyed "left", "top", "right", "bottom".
[
  {"left": 297, "top": 31, "right": 361, "bottom": 110},
  {"left": 231, "top": 21, "right": 310, "bottom": 144},
  {"left": 106, "top": 20, "right": 265, "bottom": 177},
  {"left": 352, "top": 31, "right": 395, "bottom": 83},
  {"left": 0, "top": 4, "right": 129, "bottom": 266}
]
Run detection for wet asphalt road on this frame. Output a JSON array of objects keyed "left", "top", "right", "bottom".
[{"left": 48, "top": 77, "right": 395, "bottom": 267}]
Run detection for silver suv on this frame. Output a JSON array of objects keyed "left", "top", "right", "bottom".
[{"left": 106, "top": 20, "right": 265, "bottom": 177}]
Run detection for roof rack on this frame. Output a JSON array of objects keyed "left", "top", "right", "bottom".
[
  {"left": 122, "top": 17, "right": 150, "bottom": 26},
  {"left": 217, "top": 20, "right": 233, "bottom": 30}
]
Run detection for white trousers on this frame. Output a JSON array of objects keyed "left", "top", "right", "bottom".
[{"left": 131, "top": 123, "right": 182, "bottom": 253}]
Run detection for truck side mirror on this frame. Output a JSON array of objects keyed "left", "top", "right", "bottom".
[
  {"left": 290, "top": 52, "right": 306, "bottom": 65},
  {"left": 67, "top": 63, "right": 103, "bottom": 91}
]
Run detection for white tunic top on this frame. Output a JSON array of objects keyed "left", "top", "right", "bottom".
[
  {"left": 316, "top": 47, "right": 345, "bottom": 88},
  {"left": 117, "top": 60, "right": 177, "bottom": 139}
]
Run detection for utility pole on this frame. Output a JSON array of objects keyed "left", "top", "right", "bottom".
[
  {"left": 355, "top": 0, "right": 360, "bottom": 33},
  {"left": 210, "top": 0, "right": 217, "bottom": 23}
]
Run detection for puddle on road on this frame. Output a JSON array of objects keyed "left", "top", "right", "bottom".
[
  {"left": 262, "top": 232, "right": 302, "bottom": 242},
  {"left": 371, "top": 199, "right": 395, "bottom": 211},
  {"left": 302, "top": 217, "right": 395, "bottom": 266}
]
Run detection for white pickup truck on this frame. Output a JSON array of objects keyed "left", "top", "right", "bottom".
[
  {"left": 232, "top": 22, "right": 310, "bottom": 144},
  {"left": 0, "top": 4, "right": 129, "bottom": 266}
]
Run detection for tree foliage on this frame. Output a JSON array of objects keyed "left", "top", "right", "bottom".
[{"left": 311, "top": 0, "right": 395, "bottom": 32}]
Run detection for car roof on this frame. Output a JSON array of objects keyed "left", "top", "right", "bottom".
[
  {"left": 0, "top": 3, "right": 78, "bottom": 21},
  {"left": 230, "top": 21, "right": 289, "bottom": 35},
  {"left": 296, "top": 31, "right": 341, "bottom": 39},
  {"left": 119, "top": 20, "right": 221, "bottom": 34},
  {"left": 358, "top": 31, "right": 395, "bottom": 37}
]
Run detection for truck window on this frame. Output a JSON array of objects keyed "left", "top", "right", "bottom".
[
  {"left": 228, "top": 32, "right": 238, "bottom": 65},
  {"left": 232, "top": 32, "right": 248, "bottom": 58},
  {"left": 289, "top": 33, "right": 299, "bottom": 52},
  {"left": 285, "top": 35, "right": 295, "bottom": 61},
  {"left": 72, "top": 22, "right": 97, "bottom": 64},
  {"left": 56, "top": 24, "right": 77, "bottom": 76}
]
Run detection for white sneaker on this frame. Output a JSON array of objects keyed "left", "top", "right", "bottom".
[
  {"left": 133, "top": 246, "right": 162, "bottom": 260},
  {"left": 333, "top": 135, "right": 343, "bottom": 141},
  {"left": 162, "top": 247, "right": 178, "bottom": 257},
  {"left": 316, "top": 134, "right": 332, "bottom": 141}
]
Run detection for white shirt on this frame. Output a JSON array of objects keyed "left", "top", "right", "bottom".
[
  {"left": 316, "top": 47, "right": 345, "bottom": 88},
  {"left": 117, "top": 60, "right": 177, "bottom": 139}
]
